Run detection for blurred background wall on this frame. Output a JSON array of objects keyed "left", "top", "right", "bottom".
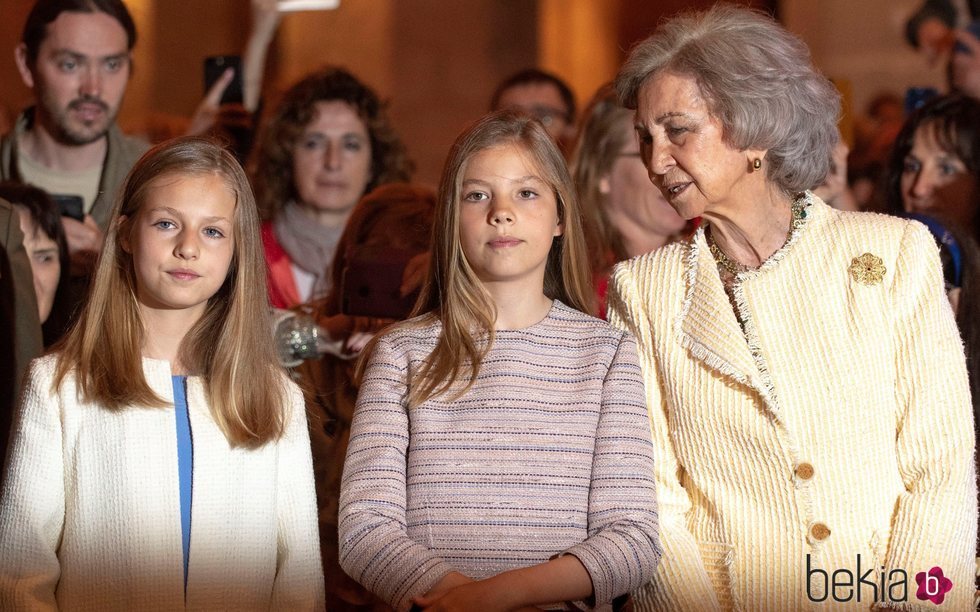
[{"left": 0, "top": 0, "right": 948, "bottom": 186}]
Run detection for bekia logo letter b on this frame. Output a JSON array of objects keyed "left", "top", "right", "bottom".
[{"left": 915, "top": 567, "right": 952, "bottom": 605}]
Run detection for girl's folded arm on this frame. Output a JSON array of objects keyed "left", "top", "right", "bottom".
[
  {"left": 562, "top": 332, "right": 661, "bottom": 606},
  {"left": 415, "top": 334, "right": 659, "bottom": 611}
]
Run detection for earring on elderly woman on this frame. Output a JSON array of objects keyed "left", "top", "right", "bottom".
[{"left": 752, "top": 158, "right": 762, "bottom": 169}]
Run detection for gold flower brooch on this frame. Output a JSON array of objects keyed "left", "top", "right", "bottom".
[{"left": 849, "top": 253, "right": 886, "bottom": 285}]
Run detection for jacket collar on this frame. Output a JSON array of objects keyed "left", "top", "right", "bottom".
[
  {"left": 676, "top": 193, "right": 826, "bottom": 416},
  {"left": 678, "top": 229, "right": 779, "bottom": 413},
  {"left": 141, "top": 357, "right": 178, "bottom": 403}
]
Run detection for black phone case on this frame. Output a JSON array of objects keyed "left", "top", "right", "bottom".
[
  {"left": 52, "top": 194, "right": 84, "bottom": 222},
  {"left": 203, "top": 55, "right": 244, "bottom": 105}
]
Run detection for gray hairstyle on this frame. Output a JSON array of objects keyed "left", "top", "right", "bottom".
[{"left": 615, "top": 4, "right": 840, "bottom": 194}]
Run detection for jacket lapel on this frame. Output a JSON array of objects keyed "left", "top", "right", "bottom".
[{"left": 678, "top": 231, "right": 780, "bottom": 414}]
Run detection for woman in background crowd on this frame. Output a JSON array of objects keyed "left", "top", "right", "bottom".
[
  {"left": 251, "top": 67, "right": 412, "bottom": 309},
  {"left": 571, "top": 84, "right": 688, "bottom": 317},
  {"left": 886, "top": 93, "right": 980, "bottom": 240}
]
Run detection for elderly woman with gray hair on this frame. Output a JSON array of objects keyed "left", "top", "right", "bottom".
[{"left": 608, "top": 5, "right": 976, "bottom": 611}]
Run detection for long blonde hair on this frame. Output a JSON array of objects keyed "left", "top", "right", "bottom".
[
  {"left": 54, "top": 137, "right": 286, "bottom": 447},
  {"left": 360, "top": 111, "right": 592, "bottom": 407}
]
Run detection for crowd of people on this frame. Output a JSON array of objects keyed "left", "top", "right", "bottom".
[{"left": 0, "top": 0, "right": 977, "bottom": 611}]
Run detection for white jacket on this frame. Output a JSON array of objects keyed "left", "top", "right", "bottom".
[
  {"left": 608, "top": 198, "right": 976, "bottom": 611},
  {"left": 0, "top": 355, "right": 325, "bottom": 611}
]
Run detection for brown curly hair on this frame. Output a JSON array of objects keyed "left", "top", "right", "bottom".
[{"left": 250, "top": 67, "right": 413, "bottom": 219}]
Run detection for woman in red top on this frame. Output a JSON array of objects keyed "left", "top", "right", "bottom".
[{"left": 251, "top": 67, "right": 412, "bottom": 308}]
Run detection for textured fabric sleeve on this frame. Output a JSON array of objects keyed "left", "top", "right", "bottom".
[
  {"left": 562, "top": 332, "right": 661, "bottom": 605},
  {"left": 270, "top": 379, "right": 326, "bottom": 610},
  {"left": 606, "top": 264, "right": 722, "bottom": 612},
  {"left": 0, "top": 358, "right": 64, "bottom": 611},
  {"left": 878, "top": 222, "right": 976, "bottom": 612},
  {"left": 338, "top": 337, "right": 454, "bottom": 611}
]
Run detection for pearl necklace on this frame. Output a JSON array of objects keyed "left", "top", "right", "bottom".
[{"left": 707, "top": 194, "right": 809, "bottom": 277}]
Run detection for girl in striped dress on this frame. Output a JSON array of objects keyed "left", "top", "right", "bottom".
[{"left": 339, "top": 111, "right": 661, "bottom": 612}]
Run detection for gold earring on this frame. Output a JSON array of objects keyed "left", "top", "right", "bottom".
[{"left": 753, "top": 158, "right": 762, "bottom": 170}]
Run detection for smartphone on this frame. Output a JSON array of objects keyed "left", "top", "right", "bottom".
[
  {"left": 203, "top": 55, "right": 243, "bottom": 105},
  {"left": 278, "top": 0, "right": 340, "bottom": 11},
  {"left": 341, "top": 249, "right": 419, "bottom": 320},
  {"left": 52, "top": 194, "right": 84, "bottom": 222}
]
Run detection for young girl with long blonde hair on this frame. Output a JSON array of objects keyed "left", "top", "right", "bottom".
[
  {"left": 338, "top": 112, "right": 660, "bottom": 612},
  {"left": 0, "top": 137, "right": 324, "bottom": 610}
]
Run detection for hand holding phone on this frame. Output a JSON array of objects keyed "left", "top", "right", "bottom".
[
  {"left": 61, "top": 214, "right": 103, "bottom": 276},
  {"left": 52, "top": 194, "right": 84, "bottom": 222}
]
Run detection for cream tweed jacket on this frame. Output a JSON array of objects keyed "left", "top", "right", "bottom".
[
  {"left": 0, "top": 355, "right": 325, "bottom": 611},
  {"left": 607, "top": 196, "right": 976, "bottom": 611}
]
